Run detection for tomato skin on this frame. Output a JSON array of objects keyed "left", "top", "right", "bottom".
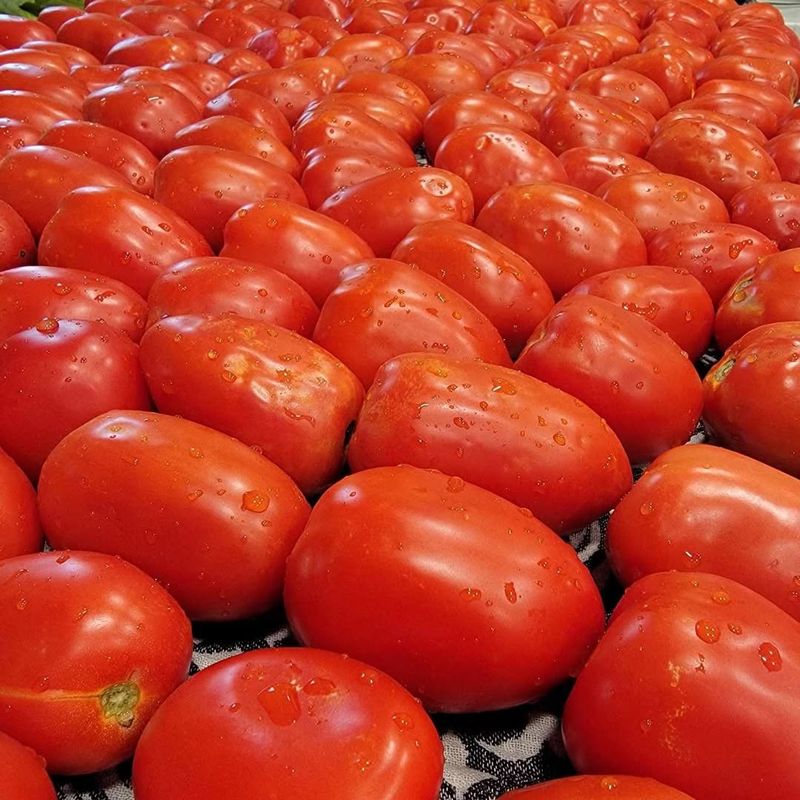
[
  {"left": 322, "top": 32, "right": 406, "bottom": 71},
  {"left": 313, "top": 259, "right": 511, "bottom": 386},
  {"left": 118, "top": 65, "right": 207, "bottom": 115},
  {"left": 671, "top": 92, "right": 780, "bottom": 139},
  {"left": 0, "top": 89, "right": 79, "bottom": 133},
  {"left": 654, "top": 107, "right": 767, "bottom": 146},
  {"left": 486, "top": 65, "right": 564, "bottom": 119},
  {"left": 69, "top": 64, "right": 126, "bottom": 94},
  {"left": 615, "top": 46, "right": 696, "bottom": 106},
  {"left": 383, "top": 52, "right": 483, "bottom": 102},
  {"left": 0, "top": 731, "right": 56, "bottom": 800},
  {"left": 220, "top": 199, "right": 374, "bottom": 306},
  {"left": 0, "top": 15, "right": 57, "bottom": 47},
  {"left": 163, "top": 62, "right": 230, "bottom": 100},
  {"left": 38, "top": 186, "right": 212, "bottom": 298},
  {"left": 39, "top": 412, "right": 310, "bottom": 620},
  {"left": 500, "top": 776, "right": 695, "bottom": 799},
  {"left": 319, "top": 167, "right": 474, "bottom": 257},
  {"left": 765, "top": 133, "right": 800, "bottom": 184},
  {"left": 647, "top": 222, "right": 778, "bottom": 305},
  {"left": 133, "top": 647, "right": 442, "bottom": 800},
  {"left": 0, "top": 447, "right": 41, "bottom": 561},
  {"left": 57, "top": 14, "right": 145, "bottom": 62},
  {"left": 0, "top": 550, "right": 192, "bottom": 775},
  {"left": 140, "top": 315, "right": 363, "bottom": 493},
  {"left": 563, "top": 571, "right": 800, "bottom": 800},
  {"left": 0, "top": 64, "right": 85, "bottom": 109},
  {"left": 572, "top": 66, "right": 670, "bottom": 119},
  {"left": 285, "top": 465, "right": 604, "bottom": 711},
  {"left": 728, "top": 182, "right": 800, "bottom": 252},
  {"left": 718, "top": 40, "right": 800, "bottom": 85},
  {"left": 348, "top": 353, "right": 632, "bottom": 532},
  {"left": 335, "top": 69, "right": 430, "bottom": 120},
  {"left": 696, "top": 78, "right": 793, "bottom": 126},
  {"left": 476, "top": 182, "right": 648, "bottom": 298},
  {"left": 0, "top": 199, "right": 34, "bottom": 271},
  {"left": 206, "top": 46, "right": 271, "bottom": 76},
  {"left": 104, "top": 34, "right": 197, "bottom": 68},
  {"left": 0, "top": 118, "right": 40, "bottom": 158},
  {"left": 467, "top": 1, "right": 544, "bottom": 44},
  {"left": 703, "top": 322, "right": 800, "bottom": 476},
  {"left": 696, "top": 54, "right": 798, "bottom": 102},
  {"left": 120, "top": 5, "right": 193, "bottom": 35},
  {"left": 608, "top": 443, "right": 800, "bottom": 619},
  {"left": 559, "top": 147, "right": 658, "bottom": 195}
]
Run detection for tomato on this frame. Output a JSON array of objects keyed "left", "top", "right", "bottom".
[
  {"left": 285, "top": 465, "right": 604, "bottom": 711},
  {"left": 718, "top": 40, "right": 800, "bottom": 83},
  {"left": 544, "top": 28, "right": 615, "bottom": 69},
  {"left": 647, "top": 222, "right": 778, "bottom": 305},
  {"left": 0, "top": 447, "right": 41, "bottom": 561},
  {"left": 133, "top": 647, "right": 442, "bottom": 799},
  {"left": 696, "top": 54, "right": 798, "bottom": 101},
  {"left": 0, "top": 89, "right": 79, "bottom": 133},
  {"left": 220, "top": 199, "right": 373, "bottom": 305},
  {"left": 335, "top": 69, "right": 430, "bottom": 120},
  {"left": 57, "top": 14, "right": 145, "bottom": 62},
  {"left": 196, "top": 8, "right": 262, "bottom": 46},
  {"left": 608, "top": 443, "right": 800, "bottom": 619},
  {"left": 654, "top": 106, "right": 767, "bottom": 146},
  {"left": 38, "top": 6, "right": 85, "bottom": 34},
  {"left": 25, "top": 42, "right": 97, "bottom": 71},
  {"left": 104, "top": 34, "right": 197, "bottom": 68},
  {"left": 696, "top": 79, "right": 793, "bottom": 125},
  {"left": 409, "top": 32, "right": 502, "bottom": 82},
  {"left": 39, "top": 186, "right": 211, "bottom": 297},
  {"left": 139, "top": 315, "right": 363, "bottom": 493},
  {"left": 467, "top": 1, "right": 544, "bottom": 43},
  {"left": 568, "top": 22, "right": 640, "bottom": 58},
  {"left": 639, "top": 32, "right": 714, "bottom": 72},
  {"left": 203, "top": 89, "right": 294, "bottom": 148},
  {"left": 0, "top": 15, "right": 56, "bottom": 48},
  {"left": 120, "top": 5, "right": 194, "bottom": 34},
  {"left": 117, "top": 65, "right": 207, "bottom": 115},
  {"left": 0, "top": 199, "right": 34, "bottom": 272},
  {"left": 249, "top": 27, "right": 321, "bottom": 67},
  {"left": 39, "top": 119, "right": 158, "bottom": 195},
  {"left": 206, "top": 46, "right": 271, "bottom": 76},
  {"left": 0, "top": 731, "right": 55, "bottom": 800},
  {"left": 0, "top": 118, "right": 39, "bottom": 158},
  {"left": 559, "top": 147, "right": 658, "bottom": 195},
  {"left": 83, "top": 81, "right": 201, "bottom": 158},
  {"left": 69, "top": 63, "right": 127, "bottom": 93},
  {"left": 0, "top": 550, "right": 191, "bottom": 774},
  {"left": 704, "top": 322, "right": 800, "bottom": 476},
  {"left": 322, "top": 32, "right": 406, "bottom": 71},
  {"left": 0, "top": 63, "right": 84, "bottom": 109},
  {"left": 0, "top": 49, "right": 70, "bottom": 76},
  {"left": 383, "top": 53, "right": 483, "bottom": 102},
  {"left": 486, "top": 65, "right": 564, "bottom": 119},
  {"left": 0, "top": 266, "right": 147, "bottom": 344},
  {"left": 728, "top": 181, "right": 800, "bottom": 252},
  {"left": 563, "top": 571, "right": 800, "bottom": 800},
  {"left": 673, "top": 92, "right": 780, "bottom": 139},
  {"left": 163, "top": 62, "right": 230, "bottom": 100},
  {"left": 500, "top": 776, "right": 695, "bottom": 799},
  {"left": 526, "top": 42, "right": 589, "bottom": 84},
  {"left": 349, "top": 353, "right": 632, "bottom": 532},
  {"left": 567, "top": 0, "right": 639, "bottom": 31},
  {"left": 764, "top": 133, "right": 800, "bottom": 184},
  {"left": 146, "top": 256, "right": 318, "bottom": 336},
  {"left": 476, "top": 182, "right": 648, "bottom": 298},
  {"left": 224, "top": 70, "right": 319, "bottom": 126},
  {"left": 616, "top": 47, "right": 696, "bottom": 106},
  {"left": 572, "top": 66, "right": 670, "bottom": 119},
  {"left": 296, "top": 15, "right": 347, "bottom": 47},
  {"left": 597, "top": 172, "right": 729, "bottom": 243}
]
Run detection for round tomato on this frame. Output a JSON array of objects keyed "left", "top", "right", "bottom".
[
  {"left": 500, "top": 776, "right": 695, "bottom": 799},
  {"left": 0, "top": 551, "right": 192, "bottom": 775},
  {"left": 0, "top": 731, "right": 56, "bottom": 800},
  {"left": 0, "top": 447, "right": 41, "bottom": 561}
]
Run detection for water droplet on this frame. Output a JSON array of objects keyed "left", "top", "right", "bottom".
[
  {"left": 712, "top": 590, "right": 730, "bottom": 605},
  {"left": 392, "top": 712, "right": 414, "bottom": 731},
  {"left": 222, "top": 369, "right": 237, "bottom": 383},
  {"left": 258, "top": 683, "right": 301, "bottom": 726},
  {"left": 504, "top": 582, "right": 517, "bottom": 603},
  {"left": 600, "top": 777, "right": 618, "bottom": 790},
  {"left": 490, "top": 377, "right": 517, "bottom": 395},
  {"left": 53, "top": 282, "right": 71, "bottom": 296},
  {"left": 459, "top": 587, "right": 482, "bottom": 601},
  {"left": 189, "top": 447, "right": 203, "bottom": 459},
  {"left": 228, "top": 703, "right": 240, "bottom": 713},
  {"left": 15, "top": 597, "right": 27, "bottom": 611},
  {"left": 35, "top": 317, "right": 59, "bottom": 334},
  {"left": 303, "top": 677, "right": 336, "bottom": 696},
  {"left": 55, "top": 553, "right": 70, "bottom": 564},
  {"left": 639, "top": 501, "right": 654, "bottom": 516},
  {"left": 241, "top": 490, "right": 270, "bottom": 513},
  {"left": 728, "top": 622, "right": 743, "bottom": 635},
  {"left": 453, "top": 416, "right": 469, "bottom": 429},
  {"left": 695, "top": 619, "right": 720, "bottom": 644},
  {"left": 446, "top": 476, "right": 465, "bottom": 493},
  {"left": 552, "top": 432, "right": 566, "bottom": 446},
  {"left": 187, "top": 489, "right": 203, "bottom": 502},
  {"left": 207, "top": 349, "right": 219, "bottom": 360},
  {"left": 758, "top": 642, "right": 782, "bottom": 672}
]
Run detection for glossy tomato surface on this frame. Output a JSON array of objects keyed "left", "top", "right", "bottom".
[
  {"left": 0, "top": 731, "right": 56, "bottom": 800},
  {"left": 0, "top": 447, "right": 41, "bottom": 561},
  {"left": 558, "top": 147, "right": 659, "bottom": 195},
  {"left": 728, "top": 181, "right": 800, "bottom": 251},
  {"left": 0, "top": 199, "right": 34, "bottom": 270},
  {"left": 500, "top": 775, "right": 695, "bottom": 799}
]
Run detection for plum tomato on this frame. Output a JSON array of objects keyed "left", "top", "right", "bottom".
[
  {"left": 729, "top": 181, "right": 800, "bottom": 251},
  {"left": 0, "top": 447, "right": 41, "bottom": 561},
  {"left": 0, "top": 198, "right": 34, "bottom": 271},
  {"left": 0, "top": 731, "right": 56, "bottom": 800},
  {"left": 558, "top": 147, "right": 659, "bottom": 195},
  {"left": 499, "top": 776, "right": 695, "bottom": 799}
]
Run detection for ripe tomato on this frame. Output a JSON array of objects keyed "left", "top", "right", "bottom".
[
  {"left": 39, "top": 411, "right": 310, "bottom": 620},
  {"left": 163, "top": 62, "right": 230, "bottom": 100},
  {"left": 322, "top": 32, "right": 406, "bottom": 71},
  {"left": 285, "top": 465, "right": 604, "bottom": 711},
  {"left": 0, "top": 447, "right": 41, "bottom": 561},
  {"left": 220, "top": 199, "right": 374, "bottom": 306},
  {"left": 409, "top": 32, "right": 502, "bottom": 82},
  {"left": 0, "top": 15, "right": 56, "bottom": 48},
  {"left": 117, "top": 65, "right": 207, "bottom": 115},
  {"left": 526, "top": 42, "right": 589, "bottom": 84},
  {"left": 227, "top": 70, "right": 326, "bottom": 127},
  {"left": 132, "top": 648, "right": 443, "bottom": 799},
  {"left": 468, "top": 1, "right": 544, "bottom": 43},
  {"left": 500, "top": 776, "right": 695, "bottom": 799},
  {"left": 654, "top": 107, "right": 767, "bottom": 146},
  {"left": 572, "top": 66, "right": 670, "bottom": 119},
  {"left": 0, "top": 89, "right": 79, "bottom": 133},
  {"left": 146, "top": 256, "right": 318, "bottom": 336},
  {"left": 120, "top": 5, "right": 194, "bottom": 35},
  {"left": 57, "top": 13, "right": 145, "bottom": 62},
  {"left": 647, "top": 222, "right": 779, "bottom": 305},
  {"left": 383, "top": 52, "right": 484, "bottom": 102},
  {"left": 544, "top": 28, "right": 615, "bottom": 69},
  {"left": 616, "top": 46, "right": 696, "bottom": 105},
  {"left": 104, "top": 34, "right": 197, "bottom": 68},
  {"left": 392, "top": 220, "right": 554, "bottom": 356},
  {"left": 608, "top": 443, "right": 800, "bottom": 619},
  {"left": 69, "top": 63, "right": 127, "bottom": 93},
  {"left": 196, "top": 8, "right": 263, "bottom": 47},
  {"left": 558, "top": 147, "right": 659, "bottom": 195},
  {"left": 715, "top": 249, "right": 800, "bottom": 350},
  {"left": 348, "top": 353, "right": 632, "bottom": 532},
  {"left": 297, "top": 16, "right": 348, "bottom": 48},
  {"left": 27, "top": 41, "right": 100, "bottom": 69},
  {"left": 249, "top": 27, "right": 321, "bottom": 67},
  {"left": 486, "top": 65, "right": 564, "bottom": 119},
  {"left": 718, "top": 40, "right": 800, "bottom": 83},
  {"left": 703, "top": 322, "right": 800, "bottom": 476},
  {"left": 696, "top": 54, "right": 798, "bottom": 101},
  {"left": 1, "top": 733, "right": 55, "bottom": 799},
  {"left": 729, "top": 181, "right": 800, "bottom": 251},
  {"left": 0, "top": 199, "right": 34, "bottom": 271},
  {"left": 765, "top": 133, "right": 800, "bottom": 184},
  {"left": 476, "top": 182, "right": 647, "bottom": 298},
  {"left": 335, "top": 69, "right": 430, "bottom": 120},
  {"left": 695, "top": 78, "right": 793, "bottom": 125},
  {"left": 139, "top": 315, "right": 363, "bottom": 494},
  {"left": 0, "top": 118, "right": 39, "bottom": 158},
  {"left": 0, "top": 63, "right": 84, "bottom": 109},
  {"left": 318, "top": 167, "right": 474, "bottom": 257},
  {"left": 563, "top": 572, "right": 800, "bottom": 800},
  {"left": 0, "top": 551, "right": 192, "bottom": 775},
  {"left": 671, "top": 92, "right": 780, "bottom": 139},
  {"left": 205, "top": 90, "right": 295, "bottom": 147},
  {"left": 206, "top": 46, "right": 272, "bottom": 76}
]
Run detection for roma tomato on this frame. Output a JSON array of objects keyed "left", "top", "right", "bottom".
[
  {"left": 146, "top": 256, "right": 318, "bottom": 336},
  {"left": 0, "top": 447, "right": 41, "bottom": 561},
  {"left": 104, "top": 35, "right": 197, "bottom": 68},
  {"left": 132, "top": 648, "right": 443, "bottom": 800},
  {"left": 196, "top": 8, "right": 263, "bottom": 47},
  {"left": 476, "top": 182, "right": 648, "bottom": 298},
  {"left": 206, "top": 47, "right": 272, "bottom": 77},
  {"left": 654, "top": 106, "right": 767, "bottom": 146},
  {"left": 318, "top": 167, "right": 474, "bottom": 257},
  {"left": 348, "top": 353, "right": 632, "bottom": 532},
  {"left": 383, "top": 52, "right": 484, "bottom": 102},
  {"left": 559, "top": 147, "right": 659, "bottom": 195},
  {"left": 312, "top": 259, "right": 511, "bottom": 385},
  {"left": 117, "top": 65, "right": 207, "bottom": 115},
  {"left": 392, "top": 220, "right": 554, "bottom": 356},
  {"left": 696, "top": 54, "right": 798, "bottom": 101},
  {"left": 335, "top": 69, "right": 430, "bottom": 120},
  {"left": 0, "top": 63, "right": 85, "bottom": 109},
  {"left": 285, "top": 465, "right": 605, "bottom": 711},
  {"left": 566, "top": 266, "right": 714, "bottom": 359},
  {"left": 220, "top": 199, "right": 374, "bottom": 306},
  {"left": 715, "top": 249, "right": 800, "bottom": 349},
  {"left": 516, "top": 295, "right": 703, "bottom": 464},
  {"left": 695, "top": 78, "right": 793, "bottom": 125},
  {"left": 0, "top": 118, "right": 39, "bottom": 158},
  {"left": 0, "top": 89, "right": 79, "bottom": 133},
  {"left": 607, "top": 443, "right": 800, "bottom": 619},
  {"left": 0, "top": 551, "right": 192, "bottom": 775},
  {"left": 227, "top": 71, "right": 326, "bottom": 127},
  {"left": 765, "top": 133, "right": 800, "bottom": 184},
  {"left": 57, "top": 14, "right": 145, "bottom": 62},
  {"left": 409, "top": 31, "right": 502, "bottom": 82},
  {"left": 729, "top": 181, "right": 800, "bottom": 251},
  {"left": 486, "top": 65, "right": 564, "bottom": 119},
  {"left": 0, "top": 266, "right": 147, "bottom": 344},
  {"left": 39, "top": 411, "right": 310, "bottom": 620},
  {"left": 647, "top": 222, "right": 779, "bottom": 305},
  {"left": 572, "top": 66, "right": 670, "bottom": 119},
  {"left": 0, "top": 731, "right": 55, "bottom": 800},
  {"left": 322, "top": 32, "right": 406, "bottom": 71},
  {"left": 163, "top": 62, "right": 230, "bottom": 100},
  {"left": 0, "top": 199, "right": 34, "bottom": 271},
  {"left": 500, "top": 776, "right": 695, "bottom": 799},
  {"left": 703, "top": 322, "right": 800, "bottom": 476},
  {"left": 597, "top": 172, "right": 729, "bottom": 242},
  {"left": 249, "top": 27, "right": 321, "bottom": 67},
  {"left": 139, "top": 315, "right": 364, "bottom": 494},
  {"left": 0, "top": 15, "right": 56, "bottom": 48},
  {"left": 671, "top": 92, "right": 780, "bottom": 139},
  {"left": 616, "top": 47, "right": 696, "bottom": 105},
  {"left": 563, "top": 572, "right": 800, "bottom": 800}
]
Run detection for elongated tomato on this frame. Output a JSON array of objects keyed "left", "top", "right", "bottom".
[
  {"left": 0, "top": 731, "right": 56, "bottom": 800},
  {"left": 500, "top": 776, "right": 695, "bottom": 799},
  {"left": 0, "top": 447, "right": 41, "bottom": 561}
]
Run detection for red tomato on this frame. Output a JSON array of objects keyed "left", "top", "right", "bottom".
[
  {"left": 0, "top": 551, "right": 192, "bottom": 774},
  {"left": 476, "top": 182, "right": 648, "bottom": 298},
  {"left": 83, "top": 81, "right": 201, "bottom": 158},
  {"left": 486, "top": 65, "right": 564, "bottom": 119},
  {"left": 0, "top": 15, "right": 55, "bottom": 48},
  {"left": 120, "top": 5, "right": 194, "bottom": 34},
  {"left": 249, "top": 26, "right": 321, "bottom": 67},
  {"left": 118, "top": 65, "right": 207, "bottom": 114},
  {"left": 718, "top": 40, "right": 800, "bottom": 83},
  {"left": 729, "top": 181, "right": 800, "bottom": 251},
  {"left": 765, "top": 133, "right": 800, "bottom": 184},
  {"left": 500, "top": 776, "right": 695, "bottom": 799},
  {"left": 297, "top": 16, "right": 348, "bottom": 47},
  {"left": 133, "top": 648, "right": 443, "bottom": 799},
  {"left": 559, "top": 147, "right": 659, "bottom": 195},
  {"left": 140, "top": 315, "right": 364, "bottom": 493},
  {"left": 0, "top": 89, "right": 79, "bottom": 133},
  {"left": 285, "top": 465, "right": 604, "bottom": 711},
  {"left": 608, "top": 443, "right": 800, "bottom": 619},
  {"left": 597, "top": 172, "right": 729, "bottom": 242},
  {"left": 704, "top": 322, "right": 800, "bottom": 476},
  {"left": 0, "top": 118, "right": 39, "bottom": 158},
  {"left": 57, "top": 13, "right": 145, "bottom": 62},
  {"left": 196, "top": 8, "right": 263, "bottom": 46},
  {"left": 225, "top": 70, "right": 322, "bottom": 126},
  {"left": 383, "top": 52, "right": 483, "bottom": 102},
  {"left": 544, "top": 27, "right": 615, "bottom": 69},
  {"left": 696, "top": 54, "right": 798, "bottom": 101},
  {"left": 671, "top": 92, "right": 780, "bottom": 139},
  {"left": 715, "top": 249, "right": 800, "bottom": 350},
  {"left": 409, "top": 31, "right": 502, "bottom": 82},
  {"left": 69, "top": 63, "right": 127, "bottom": 93},
  {"left": 104, "top": 34, "right": 197, "bottom": 67},
  {"left": 0, "top": 63, "right": 84, "bottom": 109},
  {"left": 0, "top": 447, "right": 41, "bottom": 561},
  {"left": 146, "top": 256, "right": 318, "bottom": 336},
  {"left": 38, "top": 186, "right": 211, "bottom": 297},
  {"left": 348, "top": 353, "right": 632, "bottom": 532},
  {"left": 0, "top": 266, "right": 147, "bottom": 344},
  {"left": 220, "top": 199, "right": 373, "bottom": 305},
  {"left": 639, "top": 32, "right": 714, "bottom": 72},
  {"left": 616, "top": 46, "right": 696, "bottom": 105},
  {"left": 647, "top": 221, "right": 778, "bottom": 305},
  {"left": 467, "top": 1, "right": 544, "bottom": 43},
  {"left": 569, "top": 22, "right": 641, "bottom": 58},
  {"left": 567, "top": 0, "right": 638, "bottom": 30},
  {"left": 572, "top": 66, "right": 670, "bottom": 119},
  {"left": 0, "top": 199, "right": 34, "bottom": 271},
  {"left": 434, "top": 124, "right": 566, "bottom": 211},
  {"left": 322, "top": 32, "right": 406, "bottom": 71},
  {"left": 25, "top": 41, "right": 99, "bottom": 69},
  {"left": 654, "top": 106, "right": 767, "bottom": 146},
  {"left": 526, "top": 42, "right": 589, "bottom": 84},
  {"left": 0, "top": 731, "right": 56, "bottom": 800},
  {"left": 39, "top": 119, "right": 158, "bottom": 195},
  {"left": 203, "top": 89, "right": 294, "bottom": 147},
  {"left": 163, "top": 61, "right": 229, "bottom": 100},
  {"left": 563, "top": 572, "right": 800, "bottom": 800},
  {"left": 38, "top": 6, "right": 85, "bottom": 34},
  {"left": 313, "top": 259, "right": 511, "bottom": 385},
  {"left": 695, "top": 78, "right": 793, "bottom": 125},
  {"left": 39, "top": 411, "right": 310, "bottom": 620},
  {"left": 335, "top": 69, "right": 430, "bottom": 120},
  {"left": 206, "top": 46, "right": 271, "bottom": 76}
]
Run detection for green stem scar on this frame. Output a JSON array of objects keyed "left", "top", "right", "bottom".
[{"left": 100, "top": 681, "right": 141, "bottom": 728}]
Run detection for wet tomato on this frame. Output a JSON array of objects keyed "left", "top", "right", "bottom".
[
  {"left": 729, "top": 181, "right": 800, "bottom": 251},
  {"left": 0, "top": 447, "right": 41, "bottom": 562},
  {"left": 558, "top": 147, "right": 659, "bottom": 195},
  {"left": 499, "top": 776, "right": 695, "bottom": 799},
  {"left": 0, "top": 730, "right": 56, "bottom": 800},
  {"left": 0, "top": 199, "right": 34, "bottom": 271}
]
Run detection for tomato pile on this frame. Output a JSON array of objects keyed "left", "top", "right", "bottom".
[{"left": 0, "top": 0, "right": 799, "bottom": 797}]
